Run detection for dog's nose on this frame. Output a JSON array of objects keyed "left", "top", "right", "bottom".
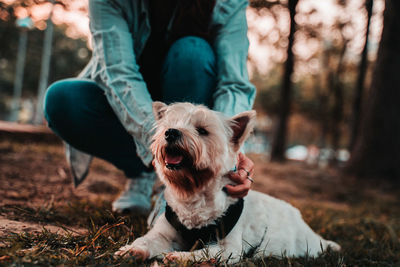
[{"left": 165, "top": 128, "right": 181, "bottom": 142}]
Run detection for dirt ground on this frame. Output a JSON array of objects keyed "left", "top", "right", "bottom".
[
  {"left": 0, "top": 137, "right": 126, "bottom": 236},
  {"left": 0, "top": 135, "right": 399, "bottom": 265},
  {"left": 0, "top": 135, "right": 397, "bottom": 232}
]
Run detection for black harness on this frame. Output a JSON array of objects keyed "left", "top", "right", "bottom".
[{"left": 165, "top": 198, "right": 244, "bottom": 250}]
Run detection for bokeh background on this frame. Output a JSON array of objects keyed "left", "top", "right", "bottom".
[{"left": 0, "top": 0, "right": 387, "bottom": 168}]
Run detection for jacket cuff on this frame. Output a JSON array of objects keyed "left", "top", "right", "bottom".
[
  {"left": 134, "top": 138, "right": 154, "bottom": 167},
  {"left": 133, "top": 117, "right": 155, "bottom": 167}
]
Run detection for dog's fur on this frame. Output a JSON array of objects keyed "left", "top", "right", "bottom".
[{"left": 115, "top": 102, "right": 340, "bottom": 263}]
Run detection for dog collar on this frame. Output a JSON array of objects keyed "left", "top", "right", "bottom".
[{"left": 165, "top": 198, "right": 244, "bottom": 250}]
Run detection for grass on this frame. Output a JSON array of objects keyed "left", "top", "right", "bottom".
[
  {"left": 1, "top": 198, "right": 399, "bottom": 266},
  {"left": 0, "top": 139, "right": 399, "bottom": 266},
  {"left": 0, "top": 200, "right": 147, "bottom": 266}
]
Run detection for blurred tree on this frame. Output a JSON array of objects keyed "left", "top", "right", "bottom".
[
  {"left": 9, "top": 17, "right": 32, "bottom": 122},
  {"left": 0, "top": 2, "right": 90, "bottom": 121},
  {"left": 294, "top": 7, "right": 332, "bottom": 149},
  {"left": 318, "top": 48, "right": 332, "bottom": 149},
  {"left": 34, "top": 0, "right": 55, "bottom": 124},
  {"left": 346, "top": 0, "right": 400, "bottom": 181},
  {"left": 270, "top": 0, "right": 299, "bottom": 161},
  {"left": 252, "top": 65, "right": 283, "bottom": 116},
  {"left": 349, "top": 0, "right": 373, "bottom": 151},
  {"left": 330, "top": 21, "right": 349, "bottom": 157},
  {"left": 252, "top": 1, "right": 355, "bottom": 150}
]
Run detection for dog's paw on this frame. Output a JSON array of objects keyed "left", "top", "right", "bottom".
[
  {"left": 114, "top": 245, "right": 150, "bottom": 260},
  {"left": 326, "top": 240, "right": 341, "bottom": 252},
  {"left": 163, "top": 252, "right": 184, "bottom": 263}
]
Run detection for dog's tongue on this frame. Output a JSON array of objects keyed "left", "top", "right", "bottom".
[{"left": 165, "top": 154, "right": 183, "bottom": 165}]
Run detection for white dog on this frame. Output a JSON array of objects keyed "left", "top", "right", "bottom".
[{"left": 115, "top": 102, "right": 340, "bottom": 263}]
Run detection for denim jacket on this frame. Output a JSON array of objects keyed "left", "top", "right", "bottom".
[{"left": 69, "top": 0, "right": 256, "bottom": 185}]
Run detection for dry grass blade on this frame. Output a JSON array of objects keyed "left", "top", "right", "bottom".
[{"left": 74, "top": 222, "right": 124, "bottom": 256}]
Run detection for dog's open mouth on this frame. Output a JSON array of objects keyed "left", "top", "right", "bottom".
[{"left": 164, "top": 146, "right": 184, "bottom": 170}]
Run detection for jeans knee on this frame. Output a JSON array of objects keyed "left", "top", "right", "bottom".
[
  {"left": 162, "top": 37, "right": 217, "bottom": 105},
  {"left": 43, "top": 81, "right": 68, "bottom": 126},
  {"left": 164, "top": 36, "right": 216, "bottom": 74}
]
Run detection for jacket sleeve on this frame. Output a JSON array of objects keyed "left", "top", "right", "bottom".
[
  {"left": 211, "top": 0, "right": 256, "bottom": 117},
  {"left": 88, "top": 0, "right": 154, "bottom": 166}
]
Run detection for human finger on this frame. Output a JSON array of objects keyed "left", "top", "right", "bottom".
[
  {"left": 227, "top": 169, "right": 248, "bottom": 184},
  {"left": 237, "top": 152, "right": 255, "bottom": 177},
  {"left": 224, "top": 187, "right": 248, "bottom": 198},
  {"left": 224, "top": 179, "right": 252, "bottom": 197}
]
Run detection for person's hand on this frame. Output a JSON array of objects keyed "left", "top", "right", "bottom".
[{"left": 225, "top": 152, "right": 254, "bottom": 198}]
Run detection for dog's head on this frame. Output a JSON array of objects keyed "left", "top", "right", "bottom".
[{"left": 151, "top": 102, "right": 256, "bottom": 198}]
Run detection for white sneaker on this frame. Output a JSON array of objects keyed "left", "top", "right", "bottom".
[{"left": 112, "top": 171, "right": 157, "bottom": 214}]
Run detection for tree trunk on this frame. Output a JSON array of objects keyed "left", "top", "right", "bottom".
[
  {"left": 317, "top": 46, "right": 333, "bottom": 150},
  {"left": 34, "top": 0, "right": 55, "bottom": 125},
  {"left": 270, "top": 0, "right": 298, "bottom": 161},
  {"left": 349, "top": 0, "right": 374, "bottom": 151},
  {"left": 316, "top": 75, "right": 329, "bottom": 149},
  {"left": 9, "top": 29, "right": 28, "bottom": 122},
  {"left": 346, "top": 0, "right": 400, "bottom": 181},
  {"left": 331, "top": 40, "right": 348, "bottom": 154}
]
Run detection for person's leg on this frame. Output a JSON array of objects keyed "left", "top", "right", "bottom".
[
  {"left": 44, "top": 79, "right": 148, "bottom": 177},
  {"left": 161, "top": 36, "right": 217, "bottom": 106},
  {"left": 44, "top": 79, "right": 155, "bottom": 213}
]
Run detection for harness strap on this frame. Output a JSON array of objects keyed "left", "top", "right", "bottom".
[{"left": 165, "top": 198, "right": 244, "bottom": 250}]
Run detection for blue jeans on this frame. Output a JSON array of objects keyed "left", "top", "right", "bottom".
[{"left": 44, "top": 36, "right": 216, "bottom": 177}]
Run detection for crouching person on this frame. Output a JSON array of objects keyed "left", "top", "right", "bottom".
[{"left": 43, "top": 0, "right": 256, "bottom": 216}]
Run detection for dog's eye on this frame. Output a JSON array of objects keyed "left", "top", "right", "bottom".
[{"left": 197, "top": 127, "right": 208, "bottom": 136}]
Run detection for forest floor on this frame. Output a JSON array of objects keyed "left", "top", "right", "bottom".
[{"left": 0, "top": 134, "right": 399, "bottom": 266}]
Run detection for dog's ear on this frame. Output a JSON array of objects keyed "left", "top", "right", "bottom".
[
  {"left": 230, "top": 110, "right": 256, "bottom": 151},
  {"left": 153, "top": 101, "right": 167, "bottom": 121}
]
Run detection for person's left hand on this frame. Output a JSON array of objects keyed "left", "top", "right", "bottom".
[{"left": 225, "top": 152, "right": 254, "bottom": 198}]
